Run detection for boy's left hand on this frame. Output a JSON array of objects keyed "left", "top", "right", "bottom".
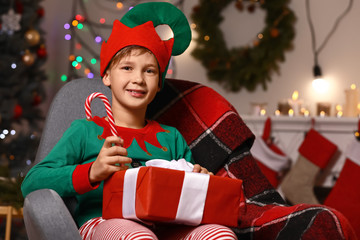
[{"left": 192, "top": 164, "right": 213, "bottom": 175}]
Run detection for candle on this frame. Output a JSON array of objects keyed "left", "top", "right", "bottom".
[
  {"left": 344, "top": 84, "right": 359, "bottom": 117},
  {"left": 304, "top": 110, "right": 310, "bottom": 117},
  {"left": 275, "top": 110, "right": 281, "bottom": 116},
  {"left": 288, "top": 109, "right": 294, "bottom": 117},
  {"left": 335, "top": 104, "right": 343, "bottom": 118},
  {"left": 288, "top": 91, "right": 303, "bottom": 116}
]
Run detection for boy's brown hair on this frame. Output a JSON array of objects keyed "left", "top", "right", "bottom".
[
  {"left": 105, "top": 45, "right": 162, "bottom": 87},
  {"left": 106, "top": 45, "right": 155, "bottom": 72}
]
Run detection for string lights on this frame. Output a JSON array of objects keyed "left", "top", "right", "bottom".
[{"left": 61, "top": 0, "right": 184, "bottom": 82}]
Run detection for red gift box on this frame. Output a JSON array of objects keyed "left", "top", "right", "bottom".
[{"left": 103, "top": 166, "right": 244, "bottom": 227}]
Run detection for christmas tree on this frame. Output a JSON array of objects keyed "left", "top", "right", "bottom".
[{"left": 0, "top": 0, "right": 47, "bottom": 208}]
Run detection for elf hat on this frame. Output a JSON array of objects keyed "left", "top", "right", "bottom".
[{"left": 100, "top": 2, "right": 191, "bottom": 87}]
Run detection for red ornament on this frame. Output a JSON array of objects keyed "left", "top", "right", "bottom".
[
  {"left": 37, "top": 45, "right": 47, "bottom": 58},
  {"left": 15, "top": 0, "right": 24, "bottom": 14},
  {"left": 37, "top": 7, "right": 45, "bottom": 18},
  {"left": 13, "top": 104, "right": 23, "bottom": 119},
  {"left": 32, "top": 94, "right": 42, "bottom": 106}
]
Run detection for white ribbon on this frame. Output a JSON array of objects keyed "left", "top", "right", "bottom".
[
  {"left": 145, "top": 158, "right": 194, "bottom": 172},
  {"left": 122, "top": 159, "right": 209, "bottom": 225},
  {"left": 122, "top": 167, "right": 141, "bottom": 221},
  {"left": 175, "top": 172, "right": 210, "bottom": 225}
]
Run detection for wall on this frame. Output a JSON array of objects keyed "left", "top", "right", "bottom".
[{"left": 40, "top": 0, "right": 360, "bottom": 116}]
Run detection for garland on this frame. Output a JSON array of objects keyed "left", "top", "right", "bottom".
[{"left": 191, "top": 0, "right": 296, "bottom": 92}]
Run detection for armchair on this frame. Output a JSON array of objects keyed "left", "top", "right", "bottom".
[{"left": 23, "top": 78, "right": 356, "bottom": 240}]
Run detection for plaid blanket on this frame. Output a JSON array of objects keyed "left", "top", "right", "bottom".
[{"left": 147, "top": 79, "right": 357, "bottom": 240}]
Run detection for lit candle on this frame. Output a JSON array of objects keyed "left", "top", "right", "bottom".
[
  {"left": 320, "top": 111, "right": 326, "bottom": 117},
  {"left": 275, "top": 110, "right": 281, "bottom": 116},
  {"left": 260, "top": 109, "right": 266, "bottom": 116},
  {"left": 288, "top": 91, "right": 303, "bottom": 116},
  {"left": 335, "top": 104, "right": 343, "bottom": 118},
  {"left": 344, "top": 84, "right": 359, "bottom": 117},
  {"left": 288, "top": 109, "right": 294, "bottom": 117},
  {"left": 304, "top": 110, "right": 310, "bottom": 117}
]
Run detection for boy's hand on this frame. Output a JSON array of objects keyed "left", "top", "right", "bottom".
[
  {"left": 192, "top": 164, "right": 213, "bottom": 175},
  {"left": 89, "top": 136, "right": 132, "bottom": 184}
]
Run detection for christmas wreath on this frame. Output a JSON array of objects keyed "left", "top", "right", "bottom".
[{"left": 191, "top": 0, "right": 296, "bottom": 92}]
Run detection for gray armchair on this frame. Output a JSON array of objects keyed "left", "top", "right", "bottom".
[{"left": 23, "top": 78, "right": 111, "bottom": 240}]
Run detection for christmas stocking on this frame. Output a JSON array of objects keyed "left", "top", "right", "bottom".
[
  {"left": 251, "top": 118, "right": 290, "bottom": 188},
  {"left": 280, "top": 128, "right": 337, "bottom": 204},
  {"left": 324, "top": 138, "right": 360, "bottom": 238}
]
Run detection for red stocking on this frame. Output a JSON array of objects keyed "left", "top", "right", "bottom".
[
  {"left": 251, "top": 118, "right": 290, "bottom": 188},
  {"left": 324, "top": 138, "right": 360, "bottom": 238}
]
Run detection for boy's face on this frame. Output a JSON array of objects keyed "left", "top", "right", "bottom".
[{"left": 102, "top": 49, "right": 160, "bottom": 112}]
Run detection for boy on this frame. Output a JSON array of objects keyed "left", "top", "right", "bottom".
[{"left": 22, "top": 2, "right": 237, "bottom": 240}]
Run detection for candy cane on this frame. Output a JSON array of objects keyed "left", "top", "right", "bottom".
[{"left": 85, "top": 92, "right": 118, "bottom": 136}]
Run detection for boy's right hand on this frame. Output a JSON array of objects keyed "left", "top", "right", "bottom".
[{"left": 89, "top": 136, "right": 132, "bottom": 184}]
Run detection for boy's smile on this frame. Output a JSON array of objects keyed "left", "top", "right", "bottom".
[{"left": 126, "top": 89, "right": 147, "bottom": 98}]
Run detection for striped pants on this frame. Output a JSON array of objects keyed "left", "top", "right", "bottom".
[{"left": 79, "top": 217, "right": 237, "bottom": 240}]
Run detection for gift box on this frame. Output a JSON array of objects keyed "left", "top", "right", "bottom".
[{"left": 103, "top": 166, "right": 244, "bottom": 227}]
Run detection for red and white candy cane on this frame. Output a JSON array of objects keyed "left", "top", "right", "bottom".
[{"left": 85, "top": 92, "right": 119, "bottom": 136}]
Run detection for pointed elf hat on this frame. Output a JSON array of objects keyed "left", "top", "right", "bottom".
[{"left": 100, "top": 2, "right": 192, "bottom": 87}]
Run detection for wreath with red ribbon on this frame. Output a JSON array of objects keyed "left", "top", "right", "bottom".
[{"left": 191, "top": 0, "right": 296, "bottom": 92}]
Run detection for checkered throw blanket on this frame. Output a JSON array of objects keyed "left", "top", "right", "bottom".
[{"left": 147, "top": 79, "right": 357, "bottom": 240}]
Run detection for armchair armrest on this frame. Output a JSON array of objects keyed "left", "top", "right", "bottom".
[{"left": 23, "top": 189, "right": 81, "bottom": 240}]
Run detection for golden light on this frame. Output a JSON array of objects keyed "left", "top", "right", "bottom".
[
  {"left": 335, "top": 104, "right": 342, "bottom": 112},
  {"left": 292, "top": 90, "right": 299, "bottom": 101},
  {"left": 116, "top": 2, "right": 123, "bottom": 9},
  {"left": 275, "top": 110, "right": 280, "bottom": 116},
  {"left": 204, "top": 35, "right": 210, "bottom": 41},
  {"left": 351, "top": 84, "right": 356, "bottom": 90},
  {"left": 260, "top": 109, "right": 266, "bottom": 116},
  {"left": 190, "top": 23, "right": 197, "bottom": 29},
  {"left": 288, "top": 109, "right": 294, "bottom": 116}
]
